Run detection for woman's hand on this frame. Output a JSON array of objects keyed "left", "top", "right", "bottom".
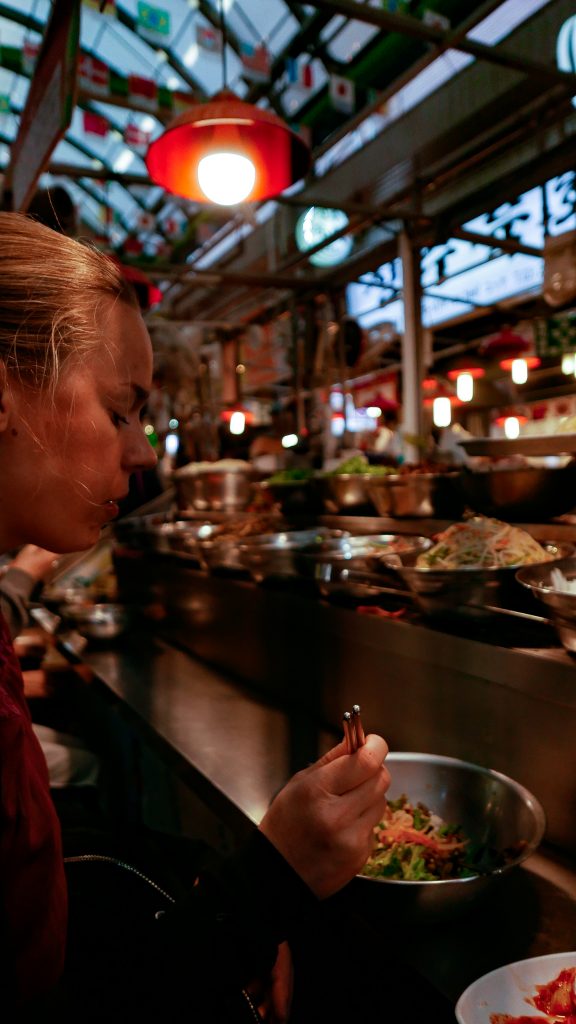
[{"left": 259, "top": 734, "right": 390, "bottom": 899}]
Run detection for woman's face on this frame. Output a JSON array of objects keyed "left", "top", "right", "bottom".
[{"left": 0, "top": 298, "right": 157, "bottom": 553}]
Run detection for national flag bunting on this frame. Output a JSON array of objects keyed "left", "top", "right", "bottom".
[
  {"left": 82, "top": 0, "right": 116, "bottom": 13},
  {"left": 240, "top": 42, "right": 270, "bottom": 83},
  {"left": 137, "top": 2, "right": 171, "bottom": 43},
  {"left": 128, "top": 74, "right": 158, "bottom": 110},
  {"left": 124, "top": 122, "right": 151, "bottom": 152},
  {"left": 137, "top": 211, "right": 156, "bottom": 232},
  {"left": 196, "top": 24, "right": 223, "bottom": 54},
  {"left": 422, "top": 9, "right": 451, "bottom": 31},
  {"left": 22, "top": 39, "right": 40, "bottom": 76},
  {"left": 78, "top": 54, "right": 110, "bottom": 96},
  {"left": 329, "top": 73, "right": 355, "bottom": 114},
  {"left": 83, "top": 110, "right": 109, "bottom": 136},
  {"left": 286, "top": 57, "right": 314, "bottom": 91}
]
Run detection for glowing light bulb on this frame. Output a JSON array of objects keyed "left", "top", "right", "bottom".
[
  {"left": 511, "top": 358, "right": 528, "bottom": 385},
  {"left": 562, "top": 353, "right": 575, "bottom": 375},
  {"left": 504, "top": 416, "right": 520, "bottom": 439},
  {"left": 197, "top": 152, "right": 256, "bottom": 205},
  {"left": 229, "top": 411, "right": 246, "bottom": 435},
  {"left": 456, "top": 372, "right": 474, "bottom": 402},
  {"left": 281, "top": 433, "right": 298, "bottom": 448},
  {"left": 433, "top": 396, "right": 451, "bottom": 428}
]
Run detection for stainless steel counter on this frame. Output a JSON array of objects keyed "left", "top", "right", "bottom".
[{"left": 62, "top": 620, "right": 576, "bottom": 1010}]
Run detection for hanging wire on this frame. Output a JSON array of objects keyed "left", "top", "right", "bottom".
[{"left": 219, "top": 0, "right": 228, "bottom": 89}]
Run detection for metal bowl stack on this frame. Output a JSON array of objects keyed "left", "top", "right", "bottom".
[
  {"left": 354, "top": 752, "right": 545, "bottom": 920},
  {"left": 316, "top": 472, "right": 377, "bottom": 514},
  {"left": 366, "top": 471, "right": 464, "bottom": 518},
  {"left": 173, "top": 460, "right": 255, "bottom": 513}
]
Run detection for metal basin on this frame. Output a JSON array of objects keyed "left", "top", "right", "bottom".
[
  {"left": 354, "top": 752, "right": 545, "bottom": 920},
  {"left": 238, "top": 528, "right": 349, "bottom": 582},
  {"left": 387, "top": 542, "right": 573, "bottom": 618},
  {"left": 366, "top": 472, "right": 464, "bottom": 518},
  {"left": 460, "top": 463, "right": 576, "bottom": 521},
  {"left": 174, "top": 463, "right": 255, "bottom": 513},
  {"left": 516, "top": 556, "right": 576, "bottom": 654},
  {"left": 317, "top": 473, "right": 377, "bottom": 514}
]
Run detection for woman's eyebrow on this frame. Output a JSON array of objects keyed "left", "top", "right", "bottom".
[{"left": 120, "top": 383, "right": 150, "bottom": 405}]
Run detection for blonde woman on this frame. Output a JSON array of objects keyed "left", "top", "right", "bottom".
[{"left": 0, "top": 212, "right": 390, "bottom": 1019}]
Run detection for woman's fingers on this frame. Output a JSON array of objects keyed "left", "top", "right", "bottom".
[{"left": 316, "top": 734, "right": 389, "bottom": 795}]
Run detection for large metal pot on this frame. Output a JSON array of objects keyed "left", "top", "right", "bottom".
[
  {"left": 174, "top": 462, "right": 254, "bottom": 513},
  {"left": 366, "top": 472, "right": 464, "bottom": 518},
  {"left": 460, "top": 463, "right": 576, "bottom": 521}
]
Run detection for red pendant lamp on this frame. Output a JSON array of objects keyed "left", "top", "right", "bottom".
[{"left": 146, "top": 89, "right": 310, "bottom": 205}]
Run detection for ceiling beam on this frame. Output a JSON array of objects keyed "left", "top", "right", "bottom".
[{"left": 303, "top": 0, "right": 576, "bottom": 90}]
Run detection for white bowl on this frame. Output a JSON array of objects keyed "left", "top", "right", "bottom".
[{"left": 455, "top": 950, "right": 576, "bottom": 1024}]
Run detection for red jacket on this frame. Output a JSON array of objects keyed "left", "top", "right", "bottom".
[{"left": 0, "top": 613, "right": 67, "bottom": 1000}]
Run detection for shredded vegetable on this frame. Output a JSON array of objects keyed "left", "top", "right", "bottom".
[
  {"left": 360, "top": 795, "right": 473, "bottom": 881},
  {"left": 416, "top": 516, "right": 552, "bottom": 570}
]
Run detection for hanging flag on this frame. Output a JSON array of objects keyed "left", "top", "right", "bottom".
[
  {"left": 196, "top": 24, "right": 223, "bottom": 54},
  {"left": 22, "top": 39, "right": 40, "bottom": 76},
  {"left": 286, "top": 57, "right": 314, "bottom": 90},
  {"left": 0, "top": 94, "right": 11, "bottom": 113},
  {"left": 78, "top": 54, "right": 110, "bottom": 96},
  {"left": 124, "top": 237, "right": 144, "bottom": 256},
  {"left": 240, "top": 42, "right": 271, "bottom": 83},
  {"left": 82, "top": 0, "right": 116, "bottom": 13},
  {"left": 164, "top": 215, "right": 183, "bottom": 239},
  {"left": 422, "top": 9, "right": 451, "bottom": 31},
  {"left": 137, "top": 210, "right": 156, "bottom": 232},
  {"left": 128, "top": 74, "right": 158, "bottom": 110},
  {"left": 329, "top": 73, "right": 355, "bottom": 114},
  {"left": 82, "top": 110, "right": 109, "bottom": 137},
  {"left": 172, "top": 91, "right": 195, "bottom": 117},
  {"left": 136, "top": 2, "right": 171, "bottom": 43},
  {"left": 124, "top": 122, "right": 151, "bottom": 152}
]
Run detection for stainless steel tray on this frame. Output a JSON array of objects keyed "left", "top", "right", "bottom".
[{"left": 458, "top": 435, "right": 576, "bottom": 457}]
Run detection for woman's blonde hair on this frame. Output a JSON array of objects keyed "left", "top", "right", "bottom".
[{"left": 0, "top": 211, "right": 139, "bottom": 390}]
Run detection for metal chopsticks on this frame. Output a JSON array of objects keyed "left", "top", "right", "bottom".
[{"left": 343, "top": 704, "right": 366, "bottom": 754}]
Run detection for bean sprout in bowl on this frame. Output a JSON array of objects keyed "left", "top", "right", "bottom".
[
  {"left": 384, "top": 517, "right": 573, "bottom": 618},
  {"left": 516, "top": 556, "right": 576, "bottom": 654},
  {"left": 354, "top": 753, "right": 545, "bottom": 920}
]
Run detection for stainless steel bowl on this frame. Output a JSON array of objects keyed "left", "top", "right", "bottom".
[
  {"left": 354, "top": 752, "right": 545, "bottom": 920},
  {"left": 460, "top": 463, "right": 576, "bottom": 521},
  {"left": 516, "top": 556, "right": 576, "bottom": 653},
  {"left": 238, "top": 528, "right": 349, "bottom": 582},
  {"left": 366, "top": 472, "right": 464, "bottom": 518},
  {"left": 174, "top": 464, "right": 255, "bottom": 513},
  {"left": 387, "top": 542, "right": 573, "bottom": 618},
  {"left": 317, "top": 473, "right": 377, "bottom": 514}
]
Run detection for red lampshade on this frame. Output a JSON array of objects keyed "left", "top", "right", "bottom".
[
  {"left": 446, "top": 366, "right": 485, "bottom": 380},
  {"left": 480, "top": 328, "right": 530, "bottom": 359},
  {"left": 422, "top": 378, "right": 437, "bottom": 391},
  {"left": 499, "top": 356, "right": 540, "bottom": 371},
  {"left": 220, "top": 405, "right": 254, "bottom": 425},
  {"left": 146, "top": 89, "right": 311, "bottom": 204},
  {"left": 494, "top": 414, "right": 528, "bottom": 427}
]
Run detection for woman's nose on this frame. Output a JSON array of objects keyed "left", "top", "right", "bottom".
[{"left": 124, "top": 425, "right": 158, "bottom": 472}]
